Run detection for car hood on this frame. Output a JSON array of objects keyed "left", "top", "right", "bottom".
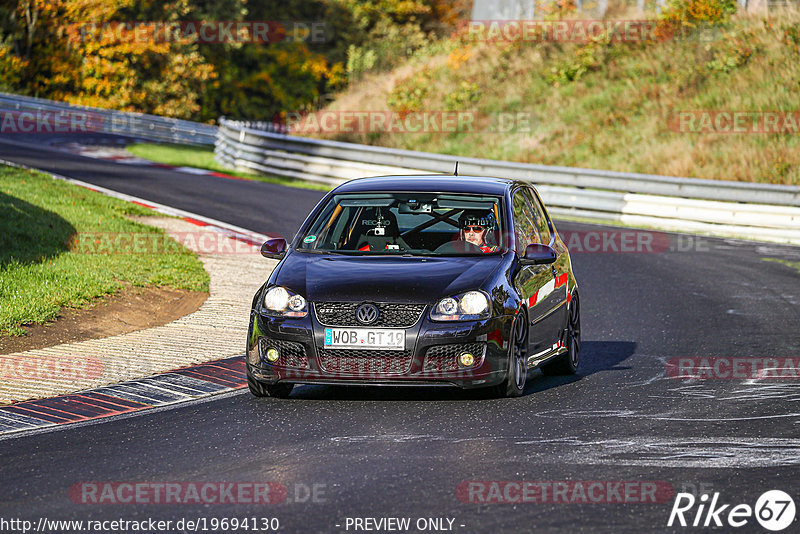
[{"left": 273, "top": 252, "right": 506, "bottom": 303}]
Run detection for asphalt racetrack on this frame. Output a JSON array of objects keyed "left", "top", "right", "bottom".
[{"left": 1, "top": 134, "right": 799, "bottom": 533}]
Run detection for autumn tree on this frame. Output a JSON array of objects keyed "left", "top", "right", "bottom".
[{"left": 0, "top": 0, "right": 464, "bottom": 121}]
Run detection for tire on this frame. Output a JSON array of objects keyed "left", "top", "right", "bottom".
[
  {"left": 247, "top": 366, "right": 294, "bottom": 398},
  {"left": 490, "top": 313, "right": 528, "bottom": 398},
  {"left": 541, "top": 290, "right": 581, "bottom": 376}
]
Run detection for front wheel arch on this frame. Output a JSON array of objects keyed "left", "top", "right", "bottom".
[{"left": 490, "top": 309, "right": 529, "bottom": 397}]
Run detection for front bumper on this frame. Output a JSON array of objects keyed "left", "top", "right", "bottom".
[{"left": 246, "top": 307, "right": 514, "bottom": 389}]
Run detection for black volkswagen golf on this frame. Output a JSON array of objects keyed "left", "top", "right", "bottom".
[{"left": 246, "top": 175, "right": 580, "bottom": 398}]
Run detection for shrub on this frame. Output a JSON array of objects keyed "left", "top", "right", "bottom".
[
  {"left": 346, "top": 45, "right": 377, "bottom": 79},
  {"left": 657, "top": 0, "right": 739, "bottom": 40},
  {"left": 444, "top": 81, "right": 481, "bottom": 110},
  {"left": 388, "top": 69, "right": 433, "bottom": 112},
  {"left": 704, "top": 31, "right": 755, "bottom": 73},
  {"left": 783, "top": 23, "right": 800, "bottom": 53}
]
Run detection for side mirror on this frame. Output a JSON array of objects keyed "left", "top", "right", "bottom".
[
  {"left": 260, "top": 238, "right": 287, "bottom": 259},
  {"left": 521, "top": 243, "right": 557, "bottom": 265}
]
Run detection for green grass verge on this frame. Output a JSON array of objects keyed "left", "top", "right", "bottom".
[
  {"left": 0, "top": 165, "right": 209, "bottom": 336},
  {"left": 126, "top": 143, "right": 332, "bottom": 191}
]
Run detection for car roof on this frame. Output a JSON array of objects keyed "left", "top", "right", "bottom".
[{"left": 332, "top": 175, "right": 516, "bottom": 196}]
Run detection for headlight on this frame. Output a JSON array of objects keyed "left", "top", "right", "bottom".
[
  {"left": 460, "top": 292, "right": 489, "bottom": 315},
  {"left": 438, "top": 297, "right": 458, "bottom": 315},
  {"left": 263, "top": 287, "right": 289, "bottom": 310},
  {"left": 431, "top": 291, "right": 491, "bottom": 321},
  {"left": 287, "top": 294, "right": 306, "bottom": 312},
  {"left": 262, "top": 286, "right": 308, "bottom": 317}
]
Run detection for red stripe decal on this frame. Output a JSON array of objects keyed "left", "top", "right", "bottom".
[
  {"left": 177, "top": 370, "right": 244, "bottom": 388},
  {"left": 2, "top": 405, "right": 76, "bottom": 424},
  {"left": 212, "top": 359, "right": 246, "bottom": 373},
  {"left": 74, "top": 393, "right": 149, "bottom": 411},
  {"left": 34, "top": 398, "right": 112, "bottom": 418},
  {"left": 210, "top": 171, "right": 248, "bottom": 181},
  {"left": 78, "top": 391, "right": 150, "bottom": 409},
  {"left": 168, "top": 358, "right": 245, "bottom": 379},
  {"left": 4, "top": 404, "right": 85, "bottom": 422},
  {"left": 188, "top": 363, "right": 246, "bottom": 380},
  {"left": 1, "top": 356, "right": 249, "bottom": 432},
  {"left": 227, "top": 235, "right": 261, "bottom": 247},
  {"left": 182, "top": 217, "right": 209, "bottom": 227}
]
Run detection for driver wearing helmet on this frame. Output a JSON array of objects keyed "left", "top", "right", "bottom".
[{"left": 459, "top": 211, "right": 497, "bottom": 253}]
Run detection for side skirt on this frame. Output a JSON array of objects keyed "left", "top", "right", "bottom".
[{"left": 527, "top": 343, "right": 567, "bottom": 368}]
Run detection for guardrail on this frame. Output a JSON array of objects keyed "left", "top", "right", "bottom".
[
  {"left": 2, "top": 93, "right": 797, "bottom": 245},
  {"left": 216, "top": 118, "right": 800, "bottom": 245},
  {"left": 0, "top": 92, "right": 217, "bottom": 146}
]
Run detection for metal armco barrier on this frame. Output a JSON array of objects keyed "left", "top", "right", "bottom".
[
  {"left": 0, "top": 92, "right": 217, "bottom": 146},
  {"left": 1, "top": 92, "right": 797, "bottom": 245},
  {"left": 215, "top": 118, "right": 800, "bottom": 245}
]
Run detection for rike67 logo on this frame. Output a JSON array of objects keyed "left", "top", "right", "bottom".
[{"left": 668, "top": 490, "right": 796, "bottom": 531}]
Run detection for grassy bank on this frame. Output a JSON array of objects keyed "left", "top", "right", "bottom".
[
  {"left": 317, "top": 7, "right": 800, "bottom": 185},
  {"left": 0, "top": 165, "right": 209, "bottom": 336},
  {"left": 126, "top": 143, "right": 331, "bottom": 191}
]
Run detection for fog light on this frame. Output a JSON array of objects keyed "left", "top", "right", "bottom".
[
  {"left": 265, "top": 348, "right": 280, "bottom": 362},
  {"left": 459, "top": 352, "right": 475, "bottom": 367}
]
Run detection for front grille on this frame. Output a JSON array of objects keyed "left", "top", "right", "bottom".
[
  {"left": 314, "top": 302, "right": 425, "bottom": 328},
  {"left": 317, "top": 348, "right": 413, "bottom": 376},
  {"left": 259, "top": 337, "right": 309, "bottom": 369},
  {"left": 423, "top": 342, "right": 486, "bottom": 372}
]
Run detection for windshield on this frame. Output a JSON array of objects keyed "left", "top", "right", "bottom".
[{"left": 298, "top": 192, "right": 507, "bottom": 256}]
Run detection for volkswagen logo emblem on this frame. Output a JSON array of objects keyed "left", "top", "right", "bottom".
[{"left": 356, "top": 303, "right": 379, "bottom": 325}]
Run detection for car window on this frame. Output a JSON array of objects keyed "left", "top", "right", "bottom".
[
  {"left": 512, "top": 190, "right": 541, "bottom": 254},
  {"left": 523, "top": 188, "right": 551, "bottom": 244},
  {"left": 298, "top": 193, "right": 507, "bottom": 256}
]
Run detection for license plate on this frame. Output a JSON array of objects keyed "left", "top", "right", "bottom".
[{"left": 324, "top": 328, "right": 405, "bottom": 350}]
